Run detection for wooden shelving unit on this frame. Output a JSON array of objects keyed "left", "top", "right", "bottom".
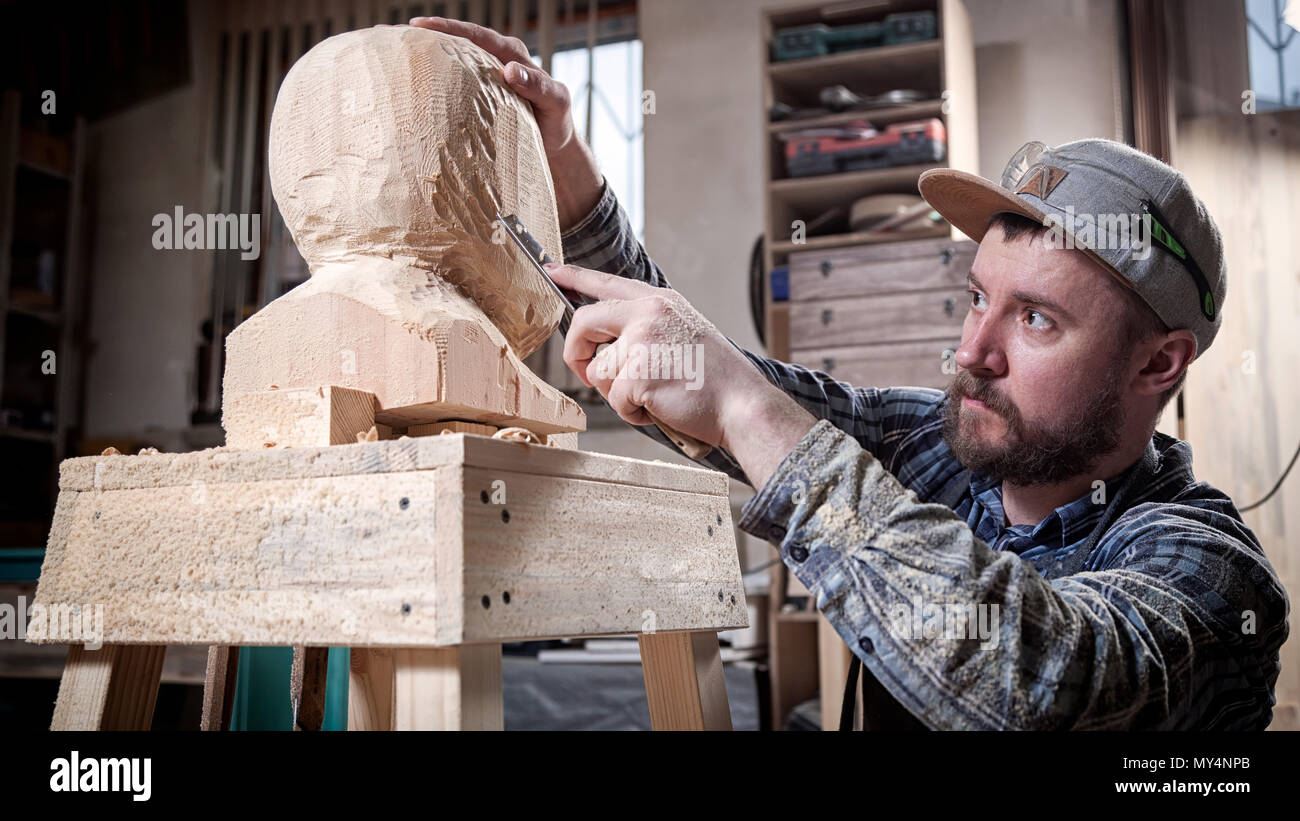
[
  {"left": 0, "top": 90, "right": 87, "bottom": 565},
  {"left": 768, "top": 99, "right": 944, "bottom": 134},
  {"left": 758, "top": 0, "right": 978, "bottom": 731}
]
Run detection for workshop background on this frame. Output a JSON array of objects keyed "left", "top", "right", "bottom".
[{"left": 0, "top": 0, "right": 1296, "bottom": 730}]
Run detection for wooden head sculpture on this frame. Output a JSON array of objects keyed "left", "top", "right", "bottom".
[{"left": 223, "top": 26, "right": 584, "bottom": 440}]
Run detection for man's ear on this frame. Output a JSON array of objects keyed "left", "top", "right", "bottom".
[{"left": 1133, "top": 329, "right": 1197, "bottom": 396}]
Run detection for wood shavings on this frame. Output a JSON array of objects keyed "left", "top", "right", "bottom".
[
  {"left": 493, "top": 427, "right": 542, "bottom": 445},
  {"left": 100, "top": 447, "right": 121, "bottom": 456},
  {"left": 357, "top": 426, "right": 379, "bottom": 443}
]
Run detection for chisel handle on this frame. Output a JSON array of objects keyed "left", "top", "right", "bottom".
[{"left": 645, "top": 410, "right": 713, "bottom": 460}]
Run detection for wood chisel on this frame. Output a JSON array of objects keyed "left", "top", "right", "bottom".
[{"left": 497, "top": 212, "right": 714, "bottom": 460}]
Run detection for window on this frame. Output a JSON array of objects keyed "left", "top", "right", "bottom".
[
  {"left": 1246, "top": 0, "right": 1300, "bottom": 110},
  {"left": 547, "top": 39, "right": 645, "bottom": 239}
]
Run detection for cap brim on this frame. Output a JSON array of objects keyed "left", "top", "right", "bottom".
[
  {"left": 918, "top": 167, "right": 1138, "bottom": 296},
  {"left": 917, "top": 168, "right": 1047, "bottom": 241}
]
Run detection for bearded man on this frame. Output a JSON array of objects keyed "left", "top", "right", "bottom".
[{"left": 410, "top": 16, "right": 1289, "bottom": 730}]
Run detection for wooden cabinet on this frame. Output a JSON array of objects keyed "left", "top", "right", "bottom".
[
  {"left": 787, "top": 234, "right": 973, "bottom": 388},
  {"left": 758, "top": 0, "right": 978, "bottom": 730},
  {"left": 787, "top": 235, "right": 974, "bottom": 299},
  {"left": 792, "top": 339, "right": 960, "bottom": 391}
]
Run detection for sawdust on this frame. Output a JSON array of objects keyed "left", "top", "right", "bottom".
[{"left": 649, "top": 297, "right": 715, "bottom": 345}]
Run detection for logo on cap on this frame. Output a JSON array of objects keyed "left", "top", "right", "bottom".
[{"left": 1014, "top": 163, "right": 1069, "bottom": 200}]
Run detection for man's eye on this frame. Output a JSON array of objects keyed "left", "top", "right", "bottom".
[
  {"left": 969, "top": 290, "right": 985, "bottom": 308},
  {"left": 1025, "top": 309, "right": 1052, "bottom": 329}
]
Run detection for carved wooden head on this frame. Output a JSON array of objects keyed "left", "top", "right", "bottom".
[{"left": 268, "top": 26, "right": 564, "bottom": 357}]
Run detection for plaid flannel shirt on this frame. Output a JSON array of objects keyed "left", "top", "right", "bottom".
[{"left": 560, "top": 180, "right": 1290, "bottom": 730}]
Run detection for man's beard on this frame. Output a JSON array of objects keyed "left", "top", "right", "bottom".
[{"left": 941, "top": 368, "right": 1125, "bottom": 487}]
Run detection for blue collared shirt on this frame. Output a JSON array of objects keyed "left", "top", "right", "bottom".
[{"left": 561, "top": 181, "right": 1289, "bottom": 729}]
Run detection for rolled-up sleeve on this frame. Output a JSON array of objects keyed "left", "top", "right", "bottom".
[{"left": 738, "top": 419, "right": 1287, "bottom": 730}]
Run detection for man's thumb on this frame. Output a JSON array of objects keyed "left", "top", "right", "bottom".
[
  {"left": 505, "top": 61, "right": 531, "bottom": 87},
  {"left": 503, "top": 61, "right": 564, "bottom": 115}
]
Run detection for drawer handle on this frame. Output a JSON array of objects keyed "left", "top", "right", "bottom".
[
  {"left": 821, "top": 356, "right": 836, "bottom": 372},
  {"left": 940, "top": 248, "right": 955, "bottom": 265},
  {"left": 819, "top": 259, "right": 833, "bottom": 277},
  {"left": 821, "top": 308, "right": 834, "bottom": 325},
  {"left": 943, "top": 297, "right": 957, "bottom": 317}
]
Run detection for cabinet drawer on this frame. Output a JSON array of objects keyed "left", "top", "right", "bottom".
[
  {"left": 789, "top": 237, "right": 976, "bottom": 301},
  {"left": 790, "top": 288, "right": 968, "bottom": 347},
  {"left": 791, "top": 340, "right": 960, "bottom": 390}
]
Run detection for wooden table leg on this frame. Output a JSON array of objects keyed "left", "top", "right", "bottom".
[
  {"left": 638, "top": 630, "right": 732, "bottom": 730},
  {"left": 290, "top": 646, "right": 330, "bottom": 730},
  {"left": 388, "top": 645, "right": 502, "bottom": 730},
  {"left": 200, "top": 646, "right": 240, "bottom": 731},
  {"left": 51, "top": 644, "right": 166, "bottom": 730},
  {"left": 348, "top": 647, "right": 394, "bottom": 731}
]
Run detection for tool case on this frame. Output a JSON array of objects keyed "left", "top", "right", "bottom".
[
  {"left": 771, "top": 12, "right": 937, "bottom": 61},
  {"left": 784, "top": 118, "right": 947, "bottom": 178}
]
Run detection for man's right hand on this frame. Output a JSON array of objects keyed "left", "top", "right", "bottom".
[{"left": 408, "top": 16, "right": 604, "bottom": 231}]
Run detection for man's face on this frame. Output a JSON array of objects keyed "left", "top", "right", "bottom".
[{"left": 942, "top": 224, "right": 1136, "bottom": 486}]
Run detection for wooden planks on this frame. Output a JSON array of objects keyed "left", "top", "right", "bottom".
[
  {"left": 57, "top": 429, "right": 726, "bottom": 496},
  {"left": 637, "top": 630, "right": 731, "bottom": 730},
  {"left": 50, "top": 644, "right": 166, "bottom": 730},
  {"left": 219, "top": 384, "right": 385, "bottom": 729},
  {"left": 458, "top": 467, "right": 744, "bottom": 642},
  {"left": 31, "top": 439, "right": 745, "bottom": 648},
  {"left": 1176, "top": 110, "right": 1300, "bottom": 728},
  {"left": 223, "top": 385, "right": 382, "bottom": 449}
]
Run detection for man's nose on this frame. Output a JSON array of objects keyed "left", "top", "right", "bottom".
[{"left": 955, "top": 313, "right": 1006, "bottom": 376}]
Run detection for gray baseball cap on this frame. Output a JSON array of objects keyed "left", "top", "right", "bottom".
[{"left": 918, "top": 138, "right": 1226, "bottom": 359}]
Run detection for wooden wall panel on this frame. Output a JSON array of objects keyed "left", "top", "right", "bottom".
[{"left": 1176, "top": 111, "right": 1300, "bottom": 730}]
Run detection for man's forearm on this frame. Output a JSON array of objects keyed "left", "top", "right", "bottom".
[
  {"left": 736, "top": 419, "right": 1231, "bottom": 729},
  {"left": 550, "top": 139, "right": 604, "bottom": 232}
]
